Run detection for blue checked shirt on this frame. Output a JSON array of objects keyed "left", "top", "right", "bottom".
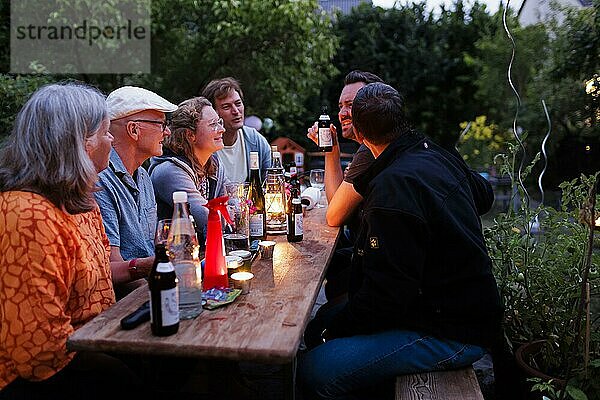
[{"left": 94, "top": 148, "right": 156, "bottom": 260}]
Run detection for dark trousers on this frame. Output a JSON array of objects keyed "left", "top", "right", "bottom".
[
  {"left": 0, "top": 352, "right": 145, "bottom": 400},
  {"left": 324, "top": 246, "right": 353, "bottom": 301}
]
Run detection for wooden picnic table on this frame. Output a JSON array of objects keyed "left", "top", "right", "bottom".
[{"left": 67, "top": 206, "right": 340, "bottom": 367}]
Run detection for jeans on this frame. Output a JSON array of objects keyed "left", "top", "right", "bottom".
[{"left": 299, "top": 306, "right": 486, "bottom": 400}]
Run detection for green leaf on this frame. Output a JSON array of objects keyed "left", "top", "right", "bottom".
[
  {"left": 565, "top": 385, "right": 588, "bottom": 400},
  {"left": 589, "top": 359, "right": 600, "bottom": 368}
]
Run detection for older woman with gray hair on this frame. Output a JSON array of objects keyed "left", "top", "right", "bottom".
[
  {"left": 149, "top": 96, "right": 229, "bottom": 243},
  {"left": 0, "top": 83, "right": 142, "bottom": 399}
]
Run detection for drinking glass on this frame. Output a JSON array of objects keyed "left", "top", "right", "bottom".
[
  {"left": 155, "top": 219, "right": 172, "bottom": 245},
  {"left": 310, "top": 169, "right": 326, "bottom": 208}
]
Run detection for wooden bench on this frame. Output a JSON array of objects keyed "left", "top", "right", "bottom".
[{"left": 395, "top": 367, "right": 484, "bottom": 400}]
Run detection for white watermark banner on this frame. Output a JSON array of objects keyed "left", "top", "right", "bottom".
[{"left": 11, "top": 0, "right": 151, "bottom": 74}]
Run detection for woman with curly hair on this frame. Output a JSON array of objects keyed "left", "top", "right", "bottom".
[{"left": 149, "top": 97, "right": 229, "bottom": 243}]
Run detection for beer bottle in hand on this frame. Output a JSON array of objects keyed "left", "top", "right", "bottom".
[
  {"left": 149, "top": 243, "right": 179, "bottom": 336},
  {"left": 248, "top": 152, "right": 267, "bottom": 241},
  {"left": 318, "top": 105, "right": 332, "bottom": 152},
  {"left": 287, "top": 197, "right": 303, "bottom": 242}
]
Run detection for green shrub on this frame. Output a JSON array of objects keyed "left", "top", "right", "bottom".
[{"left": 0, "top": 74, "right": 54, "bottom": 140}]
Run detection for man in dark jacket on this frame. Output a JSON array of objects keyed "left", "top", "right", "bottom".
[
  {"left": 309, "top": 71, "right": 494, "bottom": 302},
  {"left": 299, "top": 83, "right": 502, "bottom": 400}
]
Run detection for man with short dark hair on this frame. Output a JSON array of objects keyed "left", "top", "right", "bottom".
[
  {"left": 308, "top": 70, "right": 383, "bottom": 228},
  {"left": 309, "top": 71, "right": 493, "bottom": 301},
  {"left": 299, "top": 83, "right": 503, "bottom": 400},
  {"left": 202, "top": 77, "right": 271, "bottom": 182},
  {"left": 307, "top": 71, "right": 384, "bottom": 301}
]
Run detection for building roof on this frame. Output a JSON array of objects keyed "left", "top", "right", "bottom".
[
  {"left": 518, "top": 0, "right": 592, "bottom": 25},
  {"left": 518, "top": 0, "right": 592, "bottom": 17},
  {"left": 270, "top": 137, "right": 305, "bottom": 154},
  {"left": 319, "top": 0, "right": 372, "bottom": 15}
]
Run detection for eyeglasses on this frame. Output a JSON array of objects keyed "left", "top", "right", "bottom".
[
  {"left": 204, "top": 118, "right": 224, "bottom": 132},
  {"left": 132, "top": 119, "right": 168, "bottom": 132}
]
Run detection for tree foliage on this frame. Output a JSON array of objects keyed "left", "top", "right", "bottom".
[
  {"left": 467, "top": 10, "right": 549, "bottom": 128},
  {"left": 320, "top": 1, "right": 496, "bottom": 149},
  {"left": 140, "top": 0, "right": 338, "bottom": 139},
  {"left": 0, "top": 74, "right": 53, "bottom": 137},
  {"left": 529, "top": 0, "right": 600, "bottom": 186},
  {"left": 0, "top": 0, "right": 338, "bottom": 142},
  {"left": 470, "top": 1, "right": 599, "bottom": 187},
  {"left": 0, "top": 0, "right": 597, "bottom": 187}
]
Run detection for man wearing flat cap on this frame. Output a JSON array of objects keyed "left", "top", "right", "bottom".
[{"left": 94, "top": 86, "right": 177, "bottom": 295}]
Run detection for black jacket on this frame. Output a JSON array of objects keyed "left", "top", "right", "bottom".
[{"left": 328, "top": 132, "right": 502, "bottom": 348}]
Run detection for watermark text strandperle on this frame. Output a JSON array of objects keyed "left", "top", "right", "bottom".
[{"left": 15, "top": 19, "right": 146, "bottom": 47}]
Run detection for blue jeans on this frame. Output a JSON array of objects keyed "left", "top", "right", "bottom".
[{"left": 298, "top": 329, "right": 486, "bottom": 400}]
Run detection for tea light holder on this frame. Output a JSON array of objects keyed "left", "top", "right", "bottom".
[
  {"left": 230, "top": 272, "right": 254, "bottom": 294},
  {"left": 229, "top": 250, "right": 252, "bottom": 272},
  {"left": 225, "top": 255, "right": 241, "bottom": 274},
  {"left": 258, "top": 240, "right": 276, "bottom": 260}
]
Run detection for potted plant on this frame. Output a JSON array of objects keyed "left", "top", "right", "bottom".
[{"left": 485, "top": 141, "right": 600, "bottom": 399}]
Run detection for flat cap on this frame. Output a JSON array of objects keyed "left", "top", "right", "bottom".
[{"left": 106, "top": 86, "right": 177, "bottom": 120}]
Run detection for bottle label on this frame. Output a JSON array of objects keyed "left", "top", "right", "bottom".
[
  {"left": 150, "top": 287, "right": 179, "bottom": 326},
  {"left": 249, "top": 214, "right": 264, "bottom": 236},
  {"left": 250, "top": 152, "right": 259, "bottom": 170},
  {"left": 318, "top": 127, "right": 333, "bottom": 147},
  {"left": 272, "top": 152, "right": 283, "bottom": 169},
  {"left": 156, "top": 262, "right": 174, "bottom": 273},
  {"left": 290, "top": 166, "right": 297, "bottom": 176},
  {"left": 161, "top": 287, "right": 179, "bottom": 326},
  {"left": 295, "top": 213, "right": 303, "bottom": 235}
]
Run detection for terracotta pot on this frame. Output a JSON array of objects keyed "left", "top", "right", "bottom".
[{"left": 515, "top": 340, "right": 566, "bottom": 387}]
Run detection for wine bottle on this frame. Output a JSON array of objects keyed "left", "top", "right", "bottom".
[
  {"left": 287, "top": 197, "right": 303, "bottom": 242},
  {"left": 289, "top": 162, "right": 300, "bottom": 200},
  {"left": 318, "top": 105, "right": 332, "bottom": 152},
  {"left": 272, "top": 151, "right": 284, "bottom": 175},
  {"left": 286, "top": 163, "right": 300, "bottom": 214},
  {"left": 248, "top": 152, "right": 267, "bottom": 241},
  {"left": 271, "top": 145, "right": 278, "bottom": 162},
  {"left": 149, "top": 243, "right": 179, "bottom": 336},
  {"left": 294, "top": 152, "right": 304, "bottom": 176}
]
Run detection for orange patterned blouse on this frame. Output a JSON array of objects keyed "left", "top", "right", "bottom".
[{"left": 0, "top": 191, "right": 115, "bottom": 389}]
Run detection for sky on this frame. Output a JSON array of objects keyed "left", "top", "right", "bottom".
[{"left": 371, "top": 0, "right": 507, "bottom": 14}]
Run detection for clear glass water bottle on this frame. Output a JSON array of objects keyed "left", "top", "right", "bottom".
[{"left": 167, "top": 191, "right": 203, "bottom": 319}]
